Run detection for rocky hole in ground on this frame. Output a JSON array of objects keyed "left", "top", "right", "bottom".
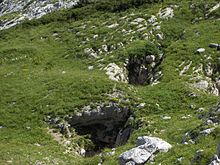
[
  {"left": 126, "top": 54, "right": 163, "bottom": 85},
  {"left": 68, "top": 103, "right": 132, "bottom": 156}
]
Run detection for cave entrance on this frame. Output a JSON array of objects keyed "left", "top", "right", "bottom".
[{"left": 69, "top": 105, "right": 132, "bottom": 156}]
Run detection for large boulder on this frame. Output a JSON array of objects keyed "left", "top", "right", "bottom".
[{"left": 119, "top": 136, "right": 172, "bottom": 165}]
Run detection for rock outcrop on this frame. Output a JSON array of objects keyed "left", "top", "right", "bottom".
[{"left": 0, "top": 0, "right": 80, "bottom": 30}]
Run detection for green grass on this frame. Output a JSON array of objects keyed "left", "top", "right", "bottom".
[{"left": 0, "top": 0, "right": 220, "bottom": 164}]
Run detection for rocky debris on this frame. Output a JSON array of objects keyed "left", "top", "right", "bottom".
[
  {"left": 158, "top": 7, "right": 174, "bottom": 20},
  {"left": 196, "top": 48, "right": 206, "bottom": 53},
  {"left": 119, "top": 136, "right": 172, "bottom": 165},
  {"left": 104, "top": 63, "right": 128, "bottom": 83}
]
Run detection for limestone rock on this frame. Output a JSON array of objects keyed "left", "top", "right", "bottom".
[
  {"left": 196, "top": 48, "right": 205, "bottom": 53},
  {"left": 0, "top": 0, "right": 80, "bottom": 30},
  {"left": 104, "top": 63, "right": 128, "bottom": 83},
  {"left": 193, "top": 80, "right": 209, "bottom": 90},
  {"left": 200, "top": 128, "right": 215, "bottom": 136},
  {"left": 158, "top": 7, "right": 174, "bottom": 19},
  {"left": 136, "top": 136, "right": 172, "bottom": 152},
  {"left": 119, "top": 136, "right": 172, "bottom": 165}
]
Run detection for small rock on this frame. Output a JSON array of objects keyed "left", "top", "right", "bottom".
[
  {"left": 188, "top": 92, "right": 197, "bottom": 98},
  {"left": 161, "top": 116, "right": 171, "bottom": 120},
  {"left": 196, "top": 48, "right": 205, "bottom": 53},
  {"left": 209, "top": 43, "right": 219, "bottom": 48},
  {"left": 107, "top": 23, "right": 119, "bottom": 29},
  {"left": 177, "top": 157, "right": 184, "bottom": 162},
  {"left": 200, "top": 128, "right": 215, "bottom": 136},
  {"left": 88, "top": 66, "right": 94, "bottom": 70},
  {"left": 138, "top": 103, "right": 146, "bottom": 108},
  {"left": 156, "top": 33, "right": 163, "bottom": 40}
]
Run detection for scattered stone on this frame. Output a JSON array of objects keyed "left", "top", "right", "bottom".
[
  {"left": 196, "top": 48, "right": 205, "bottom": 53},
  {"left": 107, "top": 23, "right": 119, "bottom": 29},
  {"left": 188, "top": 92, "right": 197, "bottom": 98},
  {"left": 161, "top": 116, "right": 171, "bottom": 120},
  {"left": 197, "top": 107, "right": 205, "bottom": 112},
  {"left": 176, "top": 157, "right": 184, "bottom": 163},
  {"left": 209, "top": 43, "right": 219, "bottom": 48},
  {"left": 138, "top": 103, "right": 146, "bottom": 108},
  {"left": 88, "top": 66, "right": 94, "bottom": 70},
  {"left": 200, "top": 128, "right": 215, "bottom": 136},
  {"left": 34, "top": 143, "right": 41, "bottom": 147}
]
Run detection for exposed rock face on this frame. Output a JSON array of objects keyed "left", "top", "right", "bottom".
[
  {"left": 127, "top": 54, "right": 163, "bottom": 85},
  {"left": 0, "top": 0, "right": 80, "bottom": 30},
  {"left": 104, "top": 63, "right": 128, "bottom": 83},
  {"left": 119, "top": 136, "right": 172, "bottom": 165}
]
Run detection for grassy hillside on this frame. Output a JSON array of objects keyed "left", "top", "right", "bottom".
[{"left": 0, "top": 0, "right": 220, "bottom": 164}]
